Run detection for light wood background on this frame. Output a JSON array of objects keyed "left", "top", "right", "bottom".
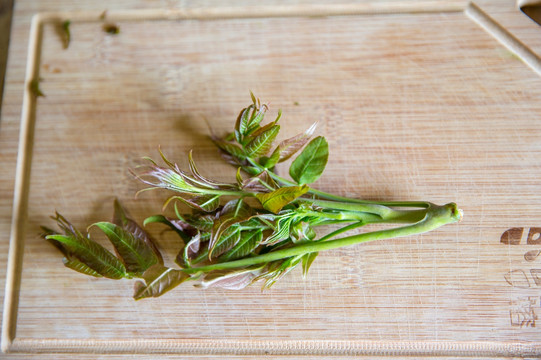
[{"left": 1, "top": 0, "right": 541, "bottom": 358}]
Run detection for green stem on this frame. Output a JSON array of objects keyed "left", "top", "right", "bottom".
[
  {"left": 315, "top": 221, "right": 366, "bottom": 242},
  {"left": 183, "top": 202, "right": 461, "bottom": 274},
  {"left": 247, "top": 160, "right": 430, "bottom": 208}
]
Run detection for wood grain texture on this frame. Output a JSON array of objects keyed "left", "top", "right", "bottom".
[{"left": 1, "top": 0, "right": 541, "bottom": 358}]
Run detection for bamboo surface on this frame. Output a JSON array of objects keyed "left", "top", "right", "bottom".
[{"left": 1, "top": 0, "right": 541, "bottom": 358}]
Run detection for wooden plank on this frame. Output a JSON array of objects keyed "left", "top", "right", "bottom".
[{"left": 1, "top": 0, "right": 540, "bottom": 357}]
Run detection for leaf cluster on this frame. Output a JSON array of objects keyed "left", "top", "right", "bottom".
[
  {"left": 43, "top": 95, "right": 330, "bottom": 298},
  {"left": 42, "top": 93, "right": 461, "bottom": 300}
]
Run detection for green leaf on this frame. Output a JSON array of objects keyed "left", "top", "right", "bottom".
[
  {"left": 209, "top": 200, "right": 252, "bottom": 257},
  {"left": 235, "top": 105, "right": 253, "bottom": 138},
  {"left": 92, "top": 222, "right": 160, "bottom": 275},
  {"left": 43, "top": 215, "right": 105, "bottom": 278},
  {"left": 211, "top": 226, "right": 241, "bottom": 259},
  {"left": 301, "top": 252, "right": 318, "bottom": 278},
  {"left": 260, "top": 146, "right": 281, "bottom": 169},
  {"left": 245, "top": 125, "right": 280, "bottom": 158},
  {"left": 173, "top": 212, "right": 215, "bottom": 233},
  {"left": 265, "top": 215, "right": 298, "bottom": 244},
  {"left": 247, "top": 106, "right": 268, "bottom": 134},
  {"left": 220, "top": 229, "right": 263, "bottom": 261},
  {"left": 289, "top": 136, "right": 328, "bottom": 185},
  {"left": 133, "top": 264, "right": 189, "bottom": 300},
  {"left": 258, "top": 256, "right": 303, "bottom": 289},
  {"left": 46, "top": 234, "right": 126, "bottom": 279},
  {"left": 62, "top": 257, "right": 103, "bottom": 277},
  {"left": 255, "top": 185, "right": 309, "bottom": 213},
  {"left": 211, "top": 137, "right": 246, "bottom": 160},
  {"left": 113, "top": 199, "right": 163, "bottom": 264}
]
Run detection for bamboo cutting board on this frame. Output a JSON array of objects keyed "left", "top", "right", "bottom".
[{"left": 1, "top": 1, "right": 541, "bottom": 358}]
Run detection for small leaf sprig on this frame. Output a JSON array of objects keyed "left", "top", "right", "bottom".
[{"left": 43, "top": 94, "right": 462, "bottom": 300}]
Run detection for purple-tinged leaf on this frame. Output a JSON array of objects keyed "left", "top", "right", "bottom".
[
  {"left": 255, "top": 185, "right": 309, "bottom": 214},
  {"left": 135, "top": 164, "right": 192, "bottom": 194},
  {"left": 52, "top": 212, "right": 86, "bottom": 240},
  {"left": 245, "top": 125, "right": 280, "bottom": 158},
  {"left": 211, "top": 137, "right": 246, "bottom": 160},
  {"left": 143, "top": 214, "right": 192, "bottom": 242},
  {"left": 247, "top": 120, "right": 276, "bottom": 139},
  {"left": 133, "top": 264, "right": 189, "bottom": 300},
  {"left": 220, "top": 229, "right": 263, "bottom": 261},
  {"left": 211, "top": 227, "right": 241, "bottom": 259},
  {"left": 46, "top": 234, "right": 126, "bottom": 279},
  {"left": 91, "top": 222, "right": 160, "bottom": 275},
  {"left": 219, "top": 150, "right": 245, "bottom": 167},
  {"left": 277, "top": 122, "right": 317, "bottom": 162},
  {"left": 113, "top": 199, "right": 163, "bottom": 264},
  {"left": 197, "top": 266, "right": 264, "bottom": 290},
  {"left": 179, "top": 213, "right": 215, "bottom": 233},
  {"left": 43, "top": 223, "right": 109, "bottom": 278},
  {"left": 242, "top": 170, "right": 277, "bottom": 192},
  {"left": 169, "top": 194, "right": 220, "bottom": 213},
  {"left": 188, "top": 150, "right": 236, "bottom": 190},
  {"left": 209, "top": 200, "right": 252, "bottom": 257},
  {"left": 183, "top": 232, "right": 202, "bottom": 265}
]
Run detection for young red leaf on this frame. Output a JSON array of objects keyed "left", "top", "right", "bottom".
[
  {"left": 197, "top": 266, "right": 264, "bottom": 290},
  {"left": 133, "top": 264, "right": 189, "bottom": 300},
  {"left": 277, "top": 122, "right": 317, "bottom": 162}
]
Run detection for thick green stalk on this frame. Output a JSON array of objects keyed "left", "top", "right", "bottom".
[
  {"left": 301, "top": 199, "right": 427, "bottom": 223},
  {"left": 183, "top": 202, "right": 462, "bottom": 274}
]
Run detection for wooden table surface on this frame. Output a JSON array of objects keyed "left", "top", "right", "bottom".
[{"left": 1, "top": 0, "right": 541, "bottom": 358}]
